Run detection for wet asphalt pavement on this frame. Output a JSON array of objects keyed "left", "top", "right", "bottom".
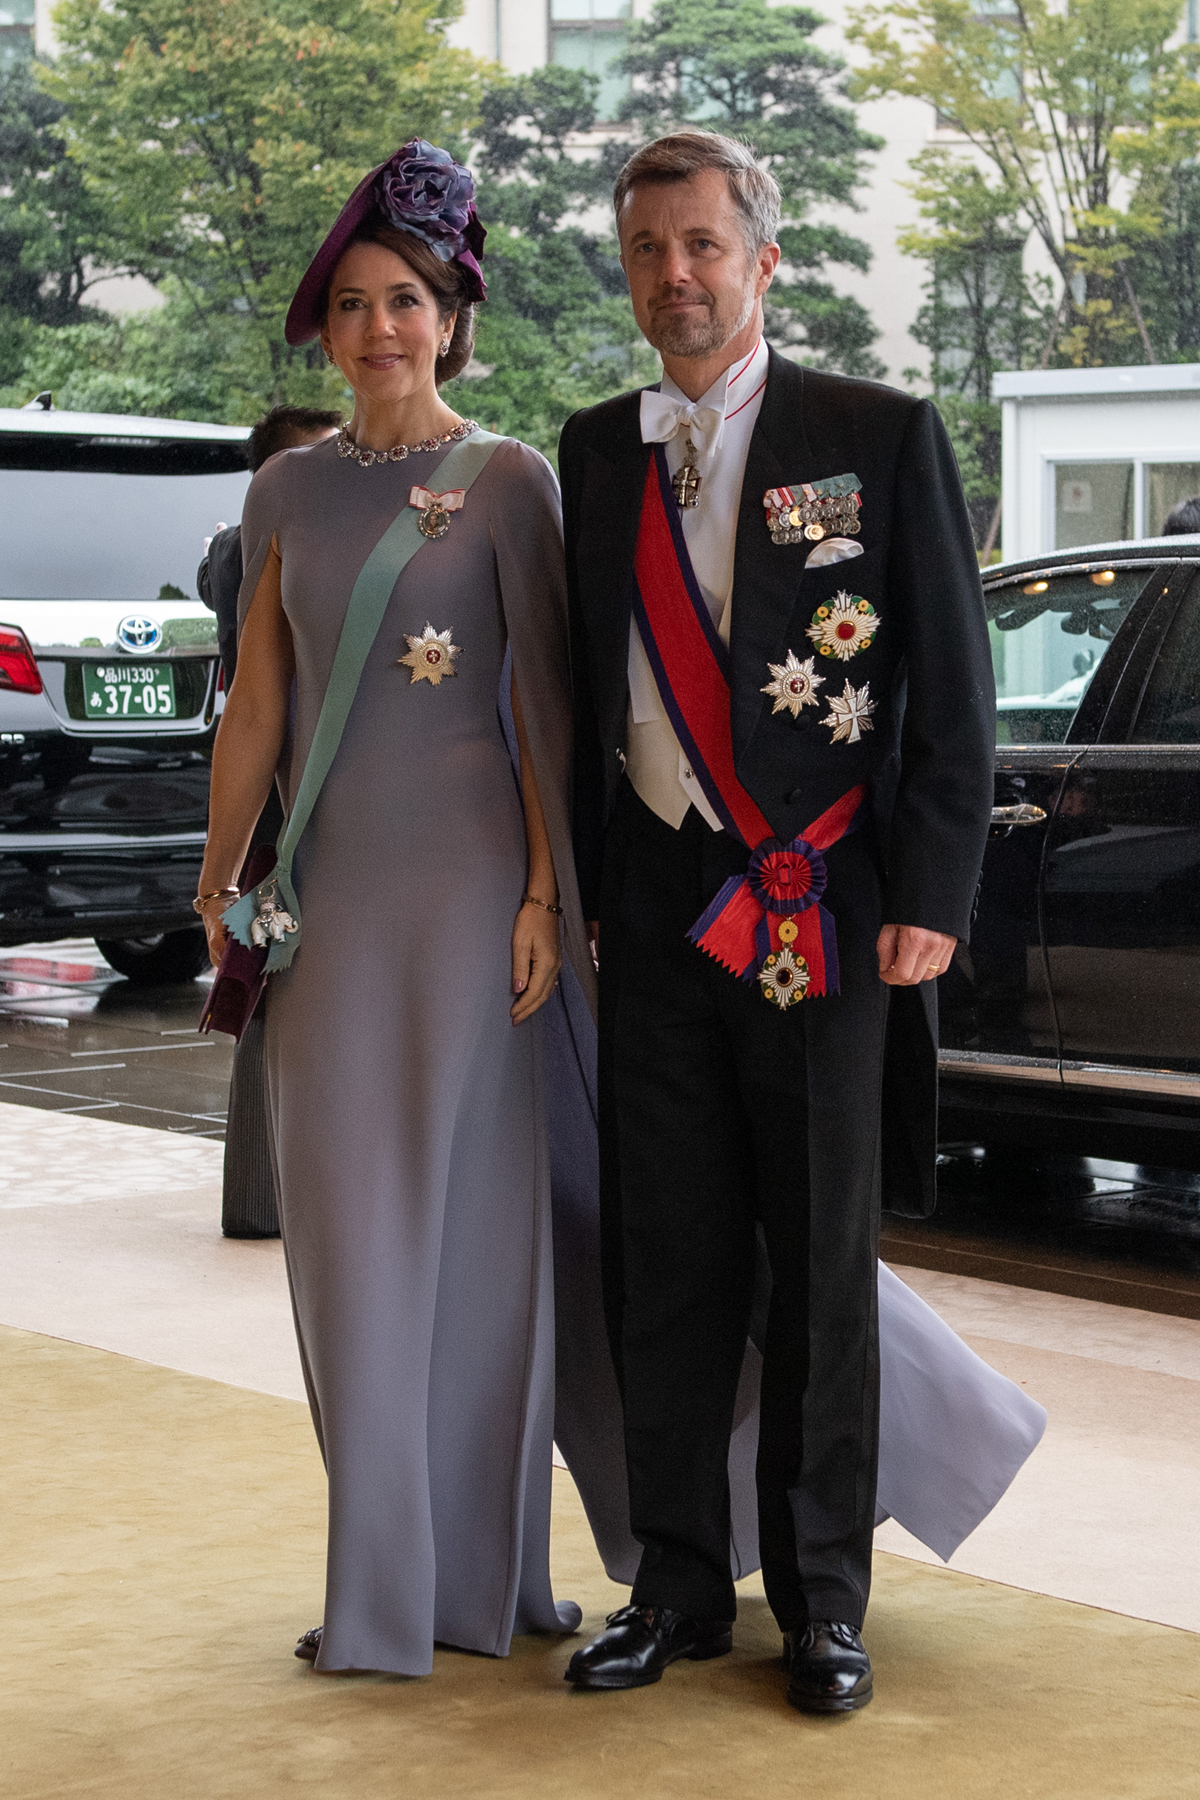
[
  {"left": 3, "top": 940, "right": 1199, "bottom": 1319},
  {"left": 0, "top": 940, "right": 230, "bottom": 1136}
]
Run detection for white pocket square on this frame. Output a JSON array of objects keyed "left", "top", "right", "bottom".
[{"left": 806, "top": 537, "right": 864, "bottom": 567}]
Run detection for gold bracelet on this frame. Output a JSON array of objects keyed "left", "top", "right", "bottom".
[
  {"left": 522, "top": 892, "right": 563, "bottom": 916},
  {"left": 192, "top": 887, "right": 240, "bottom": 916}
]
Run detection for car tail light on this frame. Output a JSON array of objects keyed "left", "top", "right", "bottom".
[{"left": 0, "top": 625, "right": 43, "bottom": 696}]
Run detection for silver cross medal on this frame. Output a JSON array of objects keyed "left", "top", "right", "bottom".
[{"left": 672, "top": 437, "right": 702, "bottom": 509}]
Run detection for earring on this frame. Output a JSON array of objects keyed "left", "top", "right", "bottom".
[
  {"left": 438, "top": 337, "right": 451, "bottom": 357},
  {"left": 323, "top": 347, "right": 335, "bottom": 366}
]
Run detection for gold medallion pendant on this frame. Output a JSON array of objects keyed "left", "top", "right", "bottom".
[
  {"left": 398, "top": 623, "right": 461, "bottom": 686},
  {"left": 409, "top": 484, "right": 465, "bottom": 540}
]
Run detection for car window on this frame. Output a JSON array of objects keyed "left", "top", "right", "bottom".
[
  {"left": 1130, "top": 575, "right": 1200, "bottom": 743},
  {"left": 0, "top": 466, "right": 250, "bottom": 603},
  {"left": 986, "top": 566, "right": 1149, "bottom": 745}
]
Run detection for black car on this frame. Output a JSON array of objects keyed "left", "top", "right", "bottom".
[
  {"left": 939, "top": 532, "right": 1200, "bottom": 1169},
  {"left": 0, "top": 406, "right": 249, "bottom": 981}
]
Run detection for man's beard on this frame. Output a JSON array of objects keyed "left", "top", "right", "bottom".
[{"left": 646, "top": 280, "right": 757, "bottom": 360}]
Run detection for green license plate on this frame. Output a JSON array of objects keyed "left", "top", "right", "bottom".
[{"left": 82, "top": 661, "right": 177, "bottom": 720}]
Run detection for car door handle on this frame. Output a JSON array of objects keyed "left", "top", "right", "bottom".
[{"left": 990, "top": 803, "right": 1047, "bottom": 826}]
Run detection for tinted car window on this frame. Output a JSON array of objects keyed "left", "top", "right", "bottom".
[
  {"left": 987, "top": 566, "right": 1148, "bottom": 744},
  {"left": 0, "top": 432, "right": 249, "bottom": 603},
  {"left": 1131, "top": 576, "right": 1200, "bottom": 743}
]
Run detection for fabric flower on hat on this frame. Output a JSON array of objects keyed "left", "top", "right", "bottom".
[{"left": 375, "top": 140, "right": 487, "bottom": 299}]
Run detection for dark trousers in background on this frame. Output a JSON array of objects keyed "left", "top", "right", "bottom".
[
  {"left": 598, "top": 783, "right": 886, "bottom": 1630},
  {"left": 221, "top": 787, "right": 284, "bottom": 1240}
]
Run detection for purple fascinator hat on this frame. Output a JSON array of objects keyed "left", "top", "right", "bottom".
[{"left": 285, "top": 139, "right": 487, "bottom": 346}]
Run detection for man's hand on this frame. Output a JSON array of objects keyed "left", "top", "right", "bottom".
[{"left": 876, "top": 923, "right": 956, "bottom": 987}]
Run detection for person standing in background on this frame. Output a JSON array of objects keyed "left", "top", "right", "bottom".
[
  {"left": 1162, "top": 495, "right": 1200, "bottom": 535},
  {"left": 198, "top": 404, "right": 341, "bottom": 1238}
]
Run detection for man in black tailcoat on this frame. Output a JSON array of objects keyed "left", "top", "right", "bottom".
[{"left": 560, "top": 131, "right": 994, "bottom": 1713}]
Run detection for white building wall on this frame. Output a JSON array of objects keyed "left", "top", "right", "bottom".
[{"left": 995, "top": 367, "right": 1200, "bottom": 561}]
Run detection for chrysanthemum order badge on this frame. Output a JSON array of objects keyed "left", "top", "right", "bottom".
[{"left": 807, "top": 592, "right": 879, "bottom": 662}]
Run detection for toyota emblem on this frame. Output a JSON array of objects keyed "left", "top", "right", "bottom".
[{"left": 116, "top": 615, "right": 163, "bottom": 653}]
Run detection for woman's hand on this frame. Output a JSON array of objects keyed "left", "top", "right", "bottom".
[
  {"left": 511, "top": 900, "right": 562, "bottom": 1024},
  {"left": 200, "top": 895, "right": 234, "bottom": 969}
]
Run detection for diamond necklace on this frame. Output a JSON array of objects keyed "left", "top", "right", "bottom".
[{"left": 336, "top": 417, "right": 478, "bottom": 469}]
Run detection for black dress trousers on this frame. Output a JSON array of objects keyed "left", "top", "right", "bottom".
[{"left": 598, "top": 782, "right": 887, "bottom": 1630}]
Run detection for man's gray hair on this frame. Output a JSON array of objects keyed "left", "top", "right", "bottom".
[{"left": 612, "top": 130, "right": 782, "bottom": 254}]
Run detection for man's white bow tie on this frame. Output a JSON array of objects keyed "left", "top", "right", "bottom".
[{"left": 640, "top": 389, "right": 724, "bottom": 456}]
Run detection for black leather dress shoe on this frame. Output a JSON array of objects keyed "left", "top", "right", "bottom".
[
  {"left": 565, "top": 1604, "right": 733, "bottom": 1690},
  {"left": 294, "top": 1626, "right": 322, "bottom": 1663},
  {"left": 783, "top": 1622, "right": 873, "bottom": 1714}
]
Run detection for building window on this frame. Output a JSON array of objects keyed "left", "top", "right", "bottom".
[
  {"left": 0, "top": 0, "right": 35, "bottom": 69},
  {"left": 1048, "top": 458, "right": 1200, "bottom": 550},
  {"left": 1147, "top": 462, "right": 1200, "bottom": 535},
  {"left": 1054, "top": 462, "right": 1134, "bottom": 551},
  {"left": 549, "top": 0, "right": 631, "bottom": 121}
]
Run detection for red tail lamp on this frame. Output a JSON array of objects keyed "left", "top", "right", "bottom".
[{"left": 0, "top": 625, "right": 44, "bottom": 695}]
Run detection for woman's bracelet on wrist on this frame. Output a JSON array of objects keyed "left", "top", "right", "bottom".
[
  {"left": 192, "top": 887, "right": 240, "bottom": 916},
  {"left": 522, "top": 892, "right": 563, "bottom": 916}
]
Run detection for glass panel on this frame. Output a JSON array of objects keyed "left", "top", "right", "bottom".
[
  {"left": 1132, "top": 579, "right": 1200, "bottom": 742},
  {"left": 1146, "top": 463, "right": 1200, "bottom": 537},
  {"left": 1054, "top": 462, "right": 1134, "bottom": 551},
  {"left": 550, "top": 0, "right": 629, "bottom": 18},
  {"left": 988, "top": 565, "right": 1149, "bottom": 744},
  {"left": 550, "top": 22, "right": 629, "bottom": 117}
]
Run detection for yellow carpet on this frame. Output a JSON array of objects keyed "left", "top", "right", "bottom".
[{"left": 2, "top": 1325, "right": 1197, "bottom": 1800}]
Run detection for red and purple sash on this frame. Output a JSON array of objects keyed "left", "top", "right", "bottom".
[{"left": 630, "top": 447, "right": 863, "bottom": 998}]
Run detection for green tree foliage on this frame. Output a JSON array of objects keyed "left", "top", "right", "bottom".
[
  {"left": 0, "top": 295, "right": 262, "bottom": 417},
  {"left": 896, "top": 154, "right": 1056, "bottom": 549},
  {"left": 900, "top": 153, "right": 1053, "bottom": 401},
  {"left": 35, "top": 0, "right": 483, "bottom": 413},
  {"left": 616, "top": 0, "right": 885, "bottom": 376},
  {"left": 0, "top": 61, "right": 116, "bottom": 387},
  {"left": 442, "top": 66, "right": 658, "bottom": 457},
  {"left": 848, "top": 0, "right": 1200, "bottom": 368}
]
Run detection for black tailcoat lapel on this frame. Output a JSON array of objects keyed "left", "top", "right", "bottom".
[
  {"left": 728, "top": 350, "right": 814, "bottom": 762},
  {"left": 570, "top": 392, "right": 649, "bottom": 779}
]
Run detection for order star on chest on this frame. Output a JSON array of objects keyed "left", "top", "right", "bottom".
[
  {"left": 761, "top": 650, "right": 824, "bottom": 719},
  {"left": 398, "top": 622, "right": 461, "bottom": 685}
]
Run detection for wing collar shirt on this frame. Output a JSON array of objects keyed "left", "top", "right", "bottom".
[{"left": 627, "top": 335, "right": 769, "bottom": 831}]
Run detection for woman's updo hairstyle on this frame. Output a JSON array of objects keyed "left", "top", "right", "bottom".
[{"left": 354, "top": 223, "right": 478, "bottom": 385}]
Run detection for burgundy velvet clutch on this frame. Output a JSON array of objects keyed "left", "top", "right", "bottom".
[{"left": 198, "top": 843, "right": 276, "bottom": 1042}]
